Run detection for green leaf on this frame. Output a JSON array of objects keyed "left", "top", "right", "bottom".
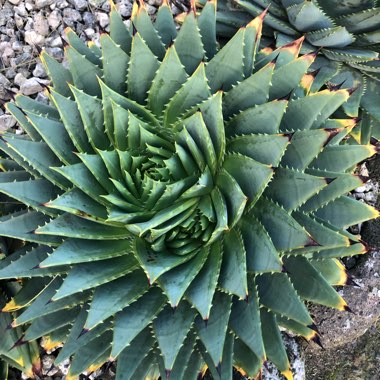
[
  {"left": 157, "top": 247, "right": 209, "bottom": 307},
  {"left": 24, "top": 306, "right": 80, "bottom": 341},
  {"left": 164, "top": 62, "right": 211, "bottom": 125},
  {"left": 227, "top": 134, "right": 289, "bottom": 166},
  {"left": 69, "top": 85, "right": 109, "bottom": 151},
  {"left": 50, "top": 89, "right": 93, "bottom": 153},
  {"left": 256, "top": 273, "right": 313, "bottom": 326},
  {"left": 40, "top": 51, "right": 72, "bottom": 97},
  {"left": 85, "top": 270, "right": 148, "bottom": 330},
  {"left": 185, "top": 240, "right": 222, "bottom": 320},
  {"left": 111, "top": 287, "right": 166, "bottom": 359},
  {"left": 128, "top": 33, "right": 160, "bottom": 104},
  {"left": 134, "top": 237, "right": 197, "bottom": 284},
  {"left": 0, "top": 211, "right": 61, "bottom": 247},
  {"left": 110, "top": 1, "right": 132, "bottom": 53},
  {"left": 240, "top": 215, "right": 283, "bottom": 273},
  {"left": 310, "top": 145, "right": 376, "bottom": 172},
  {"left": 3, "top": 134, "right": 70, "bottom": 189},
  {"left": 35, "top": 213, "right": 131, "bottom": 240},
  {"left": 198, "top": 0, "right": 218, "bottom": 60},
  {"left": 260, "top": 308, "right": 291, "bottom": 376},
  {"left": 219, "top": 228, "right": 248, "bottom": 299},
  {"left": 66, "top": 46, "right": 102, "bottom": 97},
  {"left": 40, "top": 238, "right": 131, "bottom": 267},
  {"left": 264, "top": 168, "right": 327, "bottom": 211},
  {"left": 115, "top": 328, "right": 155, "bottom": 380},
  {"left": 155, "top": 1, "right": 177, "bottom": 46},
  {"left": 233, "top": 338, "right": 262, "bottom": 379},
  {"left": 100, "top": 33, "right": 129, "bottom": 94},
  {"left": 147, "top": 45, "right": 188, "bottom": 116},
  {"left": 132, "top": 5, "right": 166, "bottom": 59},
  {"left": 314, "top": 196, "right": 379, "bottom": 228},
  {"left": 0, "top": 179, "right": 59, "bottom": 216},
  {"left": 15, "top": 94, "right": 60, "bottom": 120},
  {"left": 206, "top": 27, "right": 245, "bottom": 92},
  {"left": 253, "top": 198, "right": 315, "bottom": 250},
  {"left": 174, "top": 13, "right": 205, "bottom": 74},
  {"left": 153, "top": 302, "right": 196, "bottom": 371},
  {"left": 216, "top": 169, "right": 247, "bottom": 228},
  {"left": 226, "top": 100, "right": 288, "bottom": 137},
  {"left": 25, "top": 111, "right": 78, "bottom": 165},
  {"left": 52, "top": 255, "right": 138, "bottom": 301},
  {"left": 284, "top": 255, "right": 346, "bottom": 309},
  {"left": 223, "top": 154, "right": 274, "bottom": 205},
  {"left": 229, "top": 290, "right": 265, "bottom": 361},
  {"left": 196, "top": 291, "right": 232, "bottom": 369},
  {"left": 223, "top": 62, "right": 274, "bottom": 119}
]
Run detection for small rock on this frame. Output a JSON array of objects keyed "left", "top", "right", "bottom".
[
  {"left": 35, "top": 0, "right": 54, "bottom": 9},
  {"left": 14, "top": 3, "right": 28, "bottom": 17},
  {"left": 45, "top": 47, "right": 64, "bottom": 59},
  {"left": 95, "top": 12, "right": 109, "bottom": 28},
  {"left": 49, "top": 36, "right": 63, "bottom": 47},
  {"left": 116, "top": 3, "right": 132, "bottom": 17},
  {"left": 63, "top": 8, "right": 82, "bottom": 24},
  {"left": 56, "top": 0, "right": 70, "bottom": 9},
  {"left": 8, "top": 0, "right": 22, "bottom": 4},
  {"left": 34, "top": 12, "right": 50, "bottom": 36},
  {"left": 4, "top": 68, "right": 16, "bottom": 80},
  {"left": 33, "top": 62, "right": 47, "bottom": 78},
  {"left": 42, "top": 355, "right": 55, "bottom": 376},
  {"left": 14, "top": 13, "right": 24, "bottom": 28},
  {"left": 12, "top": 41, "right": 23, "bottom": 52},
  {"left": 69, "top": 0, "right": 88, "bottom": 11},
  {"left": 355, "top": 185, "right": 367, "bottom": 193},
  {"left": 146, "top": 4, "right": 157, "bottom": 15},
  {"left": 11, "top": 52, "right": 33, "bottom": 67},
  {"left": 147, "top": 0, "right": 161, "bottom": 6},
  {"left": 84, "top": 28, "right": 95, "bottom": 38},
  {"left": 20, "top": 78, "right": 44, "bottom": 95},
  {"left": 83, "top": 11, "right": 96, "bottom": 26},
  {"left": 364, "top": 192, "right": 377, "bottom": 204},
  {"left": 25, "top": 30, "right": 45, "bottom": 46},
  {"left": 89, "top": 0, "right": 106, "bottom": 6},
  {"left": 14, "top": 73, "right": 27, "bottom": 86},
  {"left": 48, "top": 10, "right": 62, "bottom": 30},
  {"left": 0, "top": 115, "right": 17, "bottom": 131}
]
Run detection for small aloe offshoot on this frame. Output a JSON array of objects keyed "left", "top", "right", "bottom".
[
  {"left": 196, "top": 0, "right": 380, "bottom": 144},
  {"left": 0, "top": 0, "right": 379, "bottom": 379}
]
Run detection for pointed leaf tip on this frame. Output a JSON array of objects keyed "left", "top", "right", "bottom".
[
  {"left": 343, "top": 305, "right": 355, "bottom": 314},
  {"left": 311, "top": 334, "right": 325, "bottom": 350}
]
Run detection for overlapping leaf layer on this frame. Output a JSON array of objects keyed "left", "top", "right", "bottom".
[
  {"left": 197, "top": 0, "right": 380, "bottom": 143},
  {"left": 0, "top": 1, "right": 379, "bottom": 379}
]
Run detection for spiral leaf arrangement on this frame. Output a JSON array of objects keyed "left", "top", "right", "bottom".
[
  {"left": 0, "top": 1, "right": 379, "bottom": 379},
  {"left": 197, "top": 0, "right": 380, "bottom": 143}
]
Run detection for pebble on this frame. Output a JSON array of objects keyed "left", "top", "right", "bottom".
[
  {"left": 70, "top": 0, "right": 88, "bottom": 11},
  {"left": 20, "top": 77, "right": 44, "bottom": 95},
  {"left": 33, "top": 61, "right": 47, "bottom": 77},
  {"left": 0, "top": 114, "right": 17, "bottom": 131},
  {"left": 8, "top": 0, "right": 23, "bottom": 5},
  {"left": 48, "top": 10, "right": 62, "bottom": 29},
  {"left": 34, "top": 12, "right": 50, "bottom": 36},
  {"left": 14, "top": 72, "right": 27, "bottom": 86},
  {"left": 24, "top": 30, "right": 45, "bottom": 45},
  {"left": 95, "top": 12, "right": 109, "bottom": 28},
  {"left": 35, "top": 0, "right": 54, "bottom": 9}
]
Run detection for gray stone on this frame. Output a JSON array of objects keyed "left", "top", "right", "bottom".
[
  {"left": 56, "top": 0, "right": 70, "bottom": 9},
  {"left": 0, "top": 115, "right": 17, "bottom": 131},
  {"left": 44, "top": 47, "right": 64, "bottom": 59},
  {"left": 69, "top": 0, "right": 88, "bottom": 11},
  {"left": 14, "top": 13, "right": 24, "bottom": 28},
  {"left": 24, "top": 30, "right": 45, "bottom": 46},
  {"left": 14, "top": 3, "right": 28, "bottom": 17},
  {"left": 34, "top": 12, "right": 50, "bottom": 36},
  {"left": 8, "top": 0, "right": 22, "bottom": 4},
  {"left": 63, "top": 8, "right": 82, "bottom": 24},
  {"left": 33, "top": 62, "right": 47, "bottom": 78},
  {"left": 48, "top": 36, "right": 63, "bottom": 47},
  {"left": 35, "top": 0, "right": 54, "bottom": 9},
  {"left": 116, "top": 3, "right": 132, "bottom": 17},
  {"left": 95, "top": 12, "right": 109, "bottom": 28},
  {"left": 83, "top": 11, "right": 96, "bottom": 26},
  {"left": 48, "top": 10, "right": 62, "bottom": 30},
  {"left": 14, "top": 73, "right": 27, "bottom": 86},
  {"left": 20, "top": 78, "right": 44, "bottom": 95}
]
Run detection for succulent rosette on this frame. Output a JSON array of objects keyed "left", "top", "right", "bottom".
[
  {"left": 0, "top": 1, "right": 379, "bottom": 379},
  {"left": 197, "top": 0, "right": 380, "bottom": 143}
]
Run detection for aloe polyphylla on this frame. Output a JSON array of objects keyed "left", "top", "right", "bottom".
[
  {"left": 196, "top": 0, "right": 380, "bottom": 144},
  {"left": 0, "top": 0, "right": 379, "bottom": 379}
]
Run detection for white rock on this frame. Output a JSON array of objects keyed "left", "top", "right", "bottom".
[
  {"left": 146, "top": 4, "right": 156, "bottom": 15},
  {"left": 48, "top": 10, "right": 62, "bottom": 30},
  {"left": 34, "top": 12, "right": 50, "bottom": 36},
  {"left": 25, "top": 30, "right": 45, "bottom": 46},
  {"left": 49, "top": 36, "right": 63, "bottom": 47},
  {"left": 84, "top": 28, "right": 95, "bottom": 38},
  {"left": 35, "top": 0, "right": 54, "bottom": 9},
  {"left": 20, "top": 78, "right": 44, "bottom": 95},
  {"left": 95, "top": 12, "right": 109, "bottom": 28},
  {"left": 14, "top": 73, "right": 27, "bottom": 86},
  {"left": 8, "top": 0, "right": 22, "bottom": 4},
  {"left": 33, "top": 62, "right": 47, "bottom": 78},
  {"left": 14, "top": 13, "right": 24, "bottom": 28},
  {"left": 70, "top": 0, "right": 88, "bottom": 11},
  {"left": 354, "top": 185, "right": 367, "bottom": 193},
  {"left": 0, "top": 115, "right": 17, "bottom": 131}
]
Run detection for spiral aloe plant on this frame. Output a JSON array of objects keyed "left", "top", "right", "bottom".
[
  {"left": 196, "top": 0, "right": 380, "bottom": 144},
  {"left": 0, "top": 0, "right": 379, "bottom": 379}
]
